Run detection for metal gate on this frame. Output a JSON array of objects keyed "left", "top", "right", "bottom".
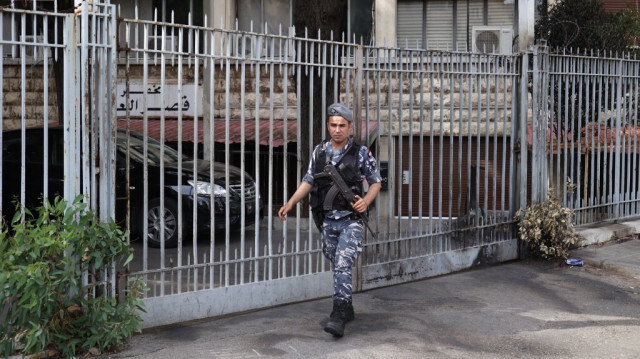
[
  {"left": 2, "top": 1, "right": 527, "bottom": 329},
  {"left": 357, "top": 47, "right": 521, "bottom": 290},
  {"left": 0, "top": 1, "right": 118, "bottom": 290},
  {"left": 529, "top": 46, "right": 640, "bottom": 225},
  {"left": 114, "top": 12, "right": 523, "bottom": 327}
]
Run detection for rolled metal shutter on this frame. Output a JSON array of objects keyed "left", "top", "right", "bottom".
[{"left": 397, "top": 0, "right": 425, "bottom": 48}]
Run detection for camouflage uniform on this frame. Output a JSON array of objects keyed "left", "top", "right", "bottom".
[{"left": 303, "top": 139, "right": 381, "bottom": 303}]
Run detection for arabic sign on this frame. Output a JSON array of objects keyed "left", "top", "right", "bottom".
[{"left": 116, "top": 82, "right": 203, "bottom": 117}]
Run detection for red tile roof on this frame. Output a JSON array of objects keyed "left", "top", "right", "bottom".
[{"left": 117, "top": 118, "right": 297, "bottom": 147}]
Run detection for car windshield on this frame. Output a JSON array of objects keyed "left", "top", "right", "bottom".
[{"left": 117, "top": 132, "right": 186, "bottom": 165}]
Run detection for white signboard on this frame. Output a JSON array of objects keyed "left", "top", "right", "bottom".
[{"left": 116, "top": 82, "right": 203, "bottom": 117}]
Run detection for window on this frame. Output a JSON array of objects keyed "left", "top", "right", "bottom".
[
  {"left": 114, "top": 0, "right": 203, "bottom": 53},
  {"left": 237, "top": 0, "right": 292, "bottom": 34},
  {"left": 397, "top": 0, "right": 515, "bottom": 50}
]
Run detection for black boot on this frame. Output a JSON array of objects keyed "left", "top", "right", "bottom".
[
  {"left": 324, "top": 300, "right": 349, "bottom": 337},
  {"left": 328, "top": 300, "right": 355, "bottom": 322},
  {"left": 344, "top": 302, "right": 355, "bottom": 322}
]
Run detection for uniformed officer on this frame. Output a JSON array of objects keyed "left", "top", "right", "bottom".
[{"left": 278, "top": 102, "right": 382, "bottom": 337}]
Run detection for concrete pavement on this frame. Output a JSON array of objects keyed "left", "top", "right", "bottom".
[{"left": 101, "top": 220, "right": 640, "bottom": 359}]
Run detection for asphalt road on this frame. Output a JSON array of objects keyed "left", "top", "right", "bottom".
[{"left": 104, "top": 259, "right": 640, "bottom": 359}]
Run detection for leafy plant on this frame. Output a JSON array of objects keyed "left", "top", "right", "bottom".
[
  {"left": 536, "top": 0, "right": 640, "bottom": 52},
  {"left": 0, "top": 196, "right": 145, "bottom": 358},
  {"left": 517, "top": 184, "right": 581, "bottom": 260}
]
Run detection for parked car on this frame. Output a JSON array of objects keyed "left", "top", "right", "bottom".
[{"left": 2, "top": 126, "right": 263, "bottom": 248}]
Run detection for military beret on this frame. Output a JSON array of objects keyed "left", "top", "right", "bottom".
[{"left": 327, "top": 102, "right": 353, "bottom": 123}]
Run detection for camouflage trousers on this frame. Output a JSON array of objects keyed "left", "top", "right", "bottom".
[{"left": 321, "top": 216, "right": 364, "bottom": 303}]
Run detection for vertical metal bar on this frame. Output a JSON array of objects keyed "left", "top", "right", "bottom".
[
  {"left": 569, "top": 53, "right": 576, "bottom": 208},
  {"left": 159, "top": 23, "right": 167, "bottom": 296},
  {"left": 438, "top": 51, "right": 445, "bottom": 248},
  {"left": 595, "top": 54, "right": 603, "bottom": 218},
  {"left": 224, "top": 32, "right": 231, "bottom": 286},
  {"left": 624, "top": 58, "right": 631, "bottom": 218},
  {"left": 88, "top": 1, "right": 98, "bottom": 217},
  {"left": 455, "top": 51, "right": 464, "bottom": 225},
  {"left": 255, "top": 34, "right": 262, "bottom": 282},
  {"left": 407, "top": 50, "right": 414, "bottom": 236},
  {"left": 519, "top": 52, "right": 529, "bottom": 211},
  {"left": 192, "top": 27, "right": 200, "bottom": 288},
  {"left": 562, "top": 51, "right": 569, "bottom": 202},
  {"left": 42, "top": 15, "right": 49, "bottom": 203},
  {"left": 614, "top": 58, "right": 623, "bottom": 218},
  {"left": 63, "top": 13, "right": 77, "bottom": 204},
  {"left": 531, "top": 47, "right": 540, "bottom": 204},
  {"left": 295, "top": 36, "right": 302, "bottom": 277},
  {"left": 602, "top": 57, "right": 610, "bottom": 212},
  {"left": 142, "top": 22, "right": 150, "bottom": 295},
  {"left": 282, "top": 29, "right": 290, "bottom": 277},
  {"left": 268, "top": 35, "right": 275, "bottom": 280},
  {"left": 540, "top": 49, "right": 549, "bottom": 206},
  {"left": 548, "top": 55, "right": 556, "bottom": 200},
  {"left": 177, "top": 27, "right": 184, "bottom": 293},
  {"left": 491, "top": 55, "right": 499, "bottom": 227},
  {"left": 575, "top": 53, "right": 584, "bottom": 218},
  {"left": 475, "top": 53, "right": 482, "bottom": 242},
  {"left": 508, "top": 54, "right": 519, "bottom": 219},
  {"left": 386, "top": 47, "right": 393, "bottom": 239},
  {"left": 239, "top": 32, "right": 247, "bottom": 284},
  {"left": 418, "top": 51, "right": 425, "bottom": 235},
  {"left": 466, "top": 51, "right": 474, "bottom": 235},
  {"left": 209, "top": 29, "right": 216, "bottom": 289},
  {"left": 428, "top": 50, "right": 435, "bottom": 237},
  {"left": 19, "top": 13, "right": 26, "bottom": 217},
  {"left": 307, "top": 36, "right": 314, "bottom": 275},
  {"left": 632, "top": 56, "right": 639, "bottom": 216},
  {"left": 447, "top": 51, "right": 454, "bottom": 247},
  {"left": 375, "top": 47, "right": 383, "bottom": 240},
  {"left": 396, "top": 49, "right": 403, "bottom": 235}
]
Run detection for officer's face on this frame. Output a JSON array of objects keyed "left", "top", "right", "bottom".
[{"left": 327, "top": 116, "right": 352, "bottom": 147}]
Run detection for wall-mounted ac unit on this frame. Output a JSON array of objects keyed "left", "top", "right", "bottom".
[
  {"left": 472, "top": 26, "right": 513, "bottom": 54},
  {"left": 147, "top": 34, "right": 178, "bottom": 52}
]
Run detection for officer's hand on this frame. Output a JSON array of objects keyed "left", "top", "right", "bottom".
[
  {"left": 352, "top": 195, "right": 368, "bottom": 214},
  {"left": 278, "top": 204, "right": 290, "bottom": 221}
]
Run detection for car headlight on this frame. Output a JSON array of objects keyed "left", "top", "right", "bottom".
[{"left": 188, "top": 180, "right": 227, "bottom": 197}]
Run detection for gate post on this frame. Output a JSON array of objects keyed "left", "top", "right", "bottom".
[
  {"left": 511, "top": 52, "right": 529, "bottom": 259},
  {"left": 512, "top": 52, "right": 529, "bottom": 214},
  {"left": 63, "top": 13, "right": 80, "bottom": 205},
  {"left": 531, "top": 44, "right": 549, "bottom": 204}
]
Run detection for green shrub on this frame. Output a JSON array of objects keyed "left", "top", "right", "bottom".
[
  {"left": 0, "top": 196, "right": 145, "bottom": 358},
  {"left": 517, "top": 186, "right": 580, "bottom": 260}
]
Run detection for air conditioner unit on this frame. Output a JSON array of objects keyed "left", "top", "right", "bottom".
[
  {"left": 147, "top": 34, "right": 178, "bottom": 52},
  {"left": 472, "top": 26, "right": 513, "bottom": 54}
]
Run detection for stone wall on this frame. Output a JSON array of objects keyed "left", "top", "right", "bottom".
[
  {"left": 2, "top": 61, "right": 58, "bottom": 130},
  {"left": 3, "top": 60, "right": 519, "bottom": 137}
]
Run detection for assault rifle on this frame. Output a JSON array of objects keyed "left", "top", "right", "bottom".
[{"left": 320, "top": 163, "right": 376, "bottom": 239}]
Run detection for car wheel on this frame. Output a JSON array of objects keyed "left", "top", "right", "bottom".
[{"left": 143, "top": 198, "right": 179, "bottom": 248}]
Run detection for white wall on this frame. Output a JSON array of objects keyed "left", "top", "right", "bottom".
[{"left": 375, "top": 0, "right": 397, "bottom": 47}]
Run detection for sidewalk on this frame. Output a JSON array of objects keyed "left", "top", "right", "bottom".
[
  {"left": 571, "top": 219, "right": 640, "bottom": 281},
  {"left": 103, "top": 220, "right": 640, "bottom": 359}
]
